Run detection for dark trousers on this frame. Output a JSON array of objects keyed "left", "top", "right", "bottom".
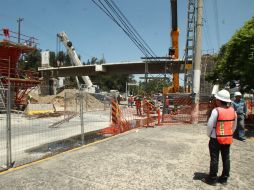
[
  {"left": 234, "top": 115, "right": 245, "bottom": 138},
  {"left": 209, "top": 138, "right": 230, "bottom": 179}
]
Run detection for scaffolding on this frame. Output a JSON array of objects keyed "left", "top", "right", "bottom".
[{"left": 0, "top": 28, "right": 40, "bottom": 108}]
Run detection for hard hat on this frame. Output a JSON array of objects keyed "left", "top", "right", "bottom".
[
  {"left": 234, "top": 91, "right": 242, "bottom": 97},
  {"left": 215, "top": 89, "right": 231, "bottom": 103}
]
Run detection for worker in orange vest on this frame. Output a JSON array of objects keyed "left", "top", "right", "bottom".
[
  {"left": 135, "top": 96, "right": 142, "bottom": 116},
  {"left": 202, "top": 89, "right": 237, "bottom": 186}
]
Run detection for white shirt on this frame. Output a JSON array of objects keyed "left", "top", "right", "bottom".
[{"left": 207, "top": 108, "right": 237, "bottom": 138}]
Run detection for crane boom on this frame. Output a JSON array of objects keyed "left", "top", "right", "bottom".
[
  {"left": 57, "top": 31, "right": 95, "bottom": 91},
  {"left": 170, "top": 0, "right": 180, "bottom": 92}
]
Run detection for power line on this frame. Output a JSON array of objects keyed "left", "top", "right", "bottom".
[
  {"left": 103, "top": 0, "right": 154, "bottom": 57},
  {"left": 91, "top": 0, "right": 163, "bottom": 82},
  {"left": 91, "top": 0, "right": 146, "bottom": 57},
  {"left": 213, "top": 0, "right": 220, "bottom": 50},
  {"left": 91, "top": 0, "right": 157, "bottom": 59},
  {"left": 92, "top": 0, "right": 183, "bottom": 84},
  {"left": 108, "top": 0, "right": 157, "bottom": 57},
  {"left": 202, "top": 0, "right": 213, "bottom": 51}
]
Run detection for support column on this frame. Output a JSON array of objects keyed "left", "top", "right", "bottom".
[{"left": 191, "top": 0, "right": 203, "bottom": 124}]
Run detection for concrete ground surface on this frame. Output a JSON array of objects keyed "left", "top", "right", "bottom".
[{"left": 0, "top": 124, "right": 253, "bottom": 190}]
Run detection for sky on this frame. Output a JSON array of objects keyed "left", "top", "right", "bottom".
[{"left": 1, "top": 0, "right": 254, "bottom": 64}]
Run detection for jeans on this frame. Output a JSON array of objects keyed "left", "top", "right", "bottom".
[
  {"left": 236, "top": 115, "right": 245, "bottom": 138},
  {"left": 209, "top": 138, "right": 230, "bottom": 179}
]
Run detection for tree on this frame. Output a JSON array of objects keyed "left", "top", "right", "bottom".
[
  {"left": 207, "top": 17, "right": 254, "bottom": 92},
  {"left": 139, "top": 79, "right": 172, "bottom": 94},
  {"left": 19, "top": 49, "right": 41, "bottom": 70},
  {"left": 91, "top": 73, "right": 131, "bottom": 92}
]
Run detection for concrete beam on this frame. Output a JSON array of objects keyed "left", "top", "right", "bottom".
[{"left": 39, "top": 59, "right": 191, "bottom": 78}]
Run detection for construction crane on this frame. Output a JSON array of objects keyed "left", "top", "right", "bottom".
[
  {"left": 57, "top": 31, "right": 97, "bottom": 93},
  {"left": 169, "top": 0, "right": 180, "bottom": 92}
]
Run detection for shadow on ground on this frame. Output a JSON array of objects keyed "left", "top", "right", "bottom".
[
  {"left": 245, "top": 124, "right": 254, "bottom": 138},
  {"left": 25, "top": 131, "right": 107, "bottom": 154}
]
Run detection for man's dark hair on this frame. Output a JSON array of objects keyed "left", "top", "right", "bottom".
[{"left": 220, "top": 100, "right": 230, "bottom": 107}]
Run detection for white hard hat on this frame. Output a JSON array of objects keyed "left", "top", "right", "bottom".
[
  {"left": 234, "top": 91, "right": 242, "bottom": 97},
  {"left": 215, "top": 89, "right": 231, "bottom": 103}
]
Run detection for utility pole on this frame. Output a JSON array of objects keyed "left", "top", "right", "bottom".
[
  {"left": 191, "top": 0, "right": 203, "bottom": 124},
  {"left": 17, "top": 18, "right": 24, "bottom": 43}
]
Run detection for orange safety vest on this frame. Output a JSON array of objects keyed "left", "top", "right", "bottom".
[
  {"left": 135, "top": 99, "right": 141, "bottom": 108},
  {"left": 215, "top": 107, "right": 235, "bottom": 144}
]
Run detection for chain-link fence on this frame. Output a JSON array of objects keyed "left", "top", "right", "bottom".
[
  {"left": 3, "top": 82, "right": 251, "bottom": 171},
  {"left": 0, "top": 84, "right": 112, "bottom": 171},
  {"left": 162, "top": 93, "right": 211, "bottom": 124}
]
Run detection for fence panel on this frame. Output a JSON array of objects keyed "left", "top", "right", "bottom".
[
  {"left": 0, "top": 84, "right": 113, "bottom": 168},
  {"left": 0, "top": 83, "right": 222, "bottom": 170},
  {"left": 0, "top": 112, "right": 7, "bottom": 171},
  {"left": 162, "top": 93, "right": 211, "bottom": 124},
  {"left": 79, "top": 91, "right": 111, "bottom": 135}
]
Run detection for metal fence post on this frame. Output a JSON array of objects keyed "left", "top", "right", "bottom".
[
  {"left": 85, "top": 92, "right": 88, "bottom": 112},
  {"left": 80, "top": 90, "right": 84, "bottom": 144},
  {"left": 75, "top": 95, "right": 78, "bottom": 114},
  {"left": 6, "top": 57, "right": 12, "bottom": 168},
  {"left": 64, "top": 92, "right": 66, "bottom": 119},
  {"left": 109, "top": 101, "right": 112, "bottom": 122}
]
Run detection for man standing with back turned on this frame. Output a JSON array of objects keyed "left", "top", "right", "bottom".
[
  {"left": 203, "top": 89, "right": 237, "bottom": 186},
  {"left": 232, "top": 91, "right": 247, "bottom": 141}
]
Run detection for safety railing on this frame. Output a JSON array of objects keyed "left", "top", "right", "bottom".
[{"left": 0, "top": 28, "right": 38, "bottom": 47}]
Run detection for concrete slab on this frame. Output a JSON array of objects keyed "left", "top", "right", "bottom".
[
  {"left": 0, "top": 124, "right": 253, "bottom": 190},
  {"left": 24, "top": 104, "right": 55, "bottom": 115}
]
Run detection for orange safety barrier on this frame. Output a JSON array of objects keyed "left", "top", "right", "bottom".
[
  {"left": 100, "top": 100, "right": 132, "bottom": 135},
  {"left": 143, "top": 100, "right": 161, "bottom": 127},
  {"left": 111, "top": 100, "right": 119, "bottom": 124},
  {"left": 245, "top": 98, "right": 254, "bottom": 123},
  {"left": 162, "top": 94, "right": 211, "bottom": 124}
]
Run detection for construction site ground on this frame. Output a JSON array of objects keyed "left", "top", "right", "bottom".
[{"left": 0, "top": 124, "right": 253, "bottom": 190}]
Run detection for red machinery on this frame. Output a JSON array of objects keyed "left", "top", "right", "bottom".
[{"left": 0, "top": 28, "right": 40, "bottom": 108}]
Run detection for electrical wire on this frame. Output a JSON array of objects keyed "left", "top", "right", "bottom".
[
  {"left": 213, "top": 0, "right": 220, "bottom": 50},
  {"left": 108, "top": 0, "right": 157, "bottom": 57},
  {"left": 203, "top": 0, "right": 215, "bottom": 52},
  {"left": 202, "top": 0, "right": 211, "bottom": 51},
  {"left": 91, "top": 0, "right": 156, "bottom": 58},
  {"left": 104, "top": 0, "right": 154, "bottom": 57},
  {"left": 91, "top": 0, "right": 163, "bottom": 81}
]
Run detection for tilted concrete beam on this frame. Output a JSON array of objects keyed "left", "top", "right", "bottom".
[{"left": 39, "top": 59, "right": 191, "bottom": 78}]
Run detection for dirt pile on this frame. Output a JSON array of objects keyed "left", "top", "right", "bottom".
[{"left": 28, "top": 89, "right": 105, "bottom": 110}]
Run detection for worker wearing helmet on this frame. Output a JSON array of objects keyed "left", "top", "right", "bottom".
[
  {"left": 135, "top": 96, "right": 142, "bottom": 116},
  {"left": 203, "top": 89, "right": 237, "bottom": 186},
  {"left": 232, "top": 91, "right": 247, "bottom": 141}
]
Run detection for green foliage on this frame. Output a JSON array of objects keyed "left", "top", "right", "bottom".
[
  {"left": 207, "top": 17, "right": 254, "bottom": 92},
  {"left": 19, "top": 49, "right": 41, "bottom": 71},
  {"left": 139, "top": 79, "right": 171, "bottom": 94},
  {"left": 91, "top": 73, "right": 130, "bottom": 92}
]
